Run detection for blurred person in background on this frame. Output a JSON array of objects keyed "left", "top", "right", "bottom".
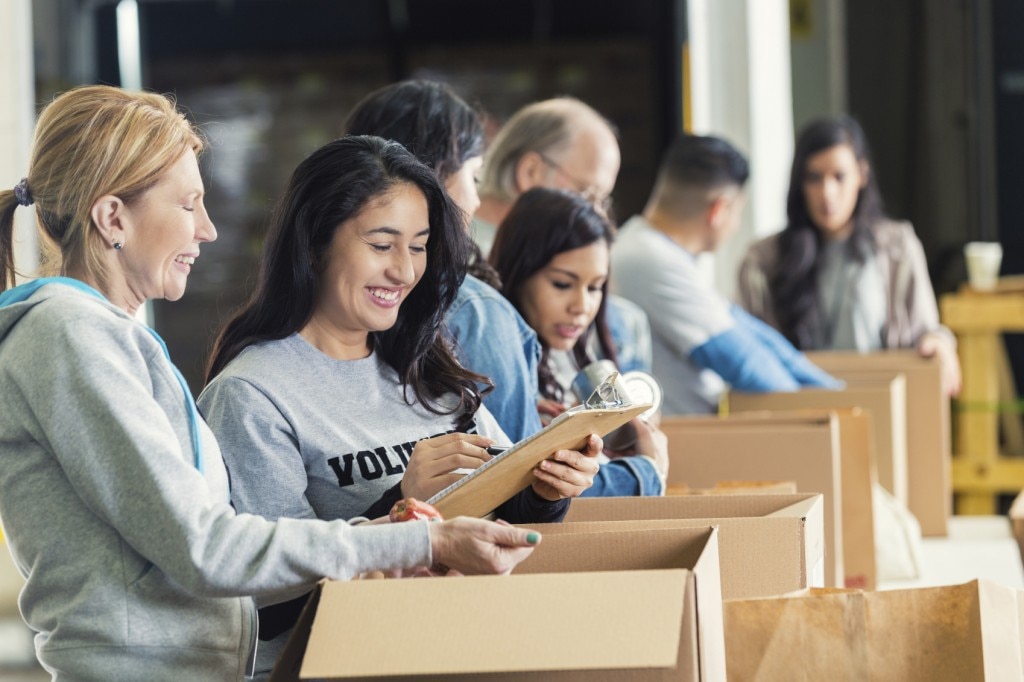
[{"left": 738, "top": 115, "right": 961, "bottom": 396}]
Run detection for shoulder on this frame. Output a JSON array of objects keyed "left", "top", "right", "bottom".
[
  {"left": 742, "top": 233, "right": 783, "bottom": 270},
  {"left": 448, "top": 276, "right": 522, "bottom": 329},
  {"left": 614, "top": 216, "right": 661, "bottom": 251},
  {"left": 12, "top": 286, "right": 160, "bottom": 361},
  {"left": 869, "top": 218, "right": 921, "bottom": 257}
]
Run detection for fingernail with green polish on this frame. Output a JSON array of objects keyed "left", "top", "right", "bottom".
[{"left": 526, "top": 532, "right": 540, "bottom": 544}]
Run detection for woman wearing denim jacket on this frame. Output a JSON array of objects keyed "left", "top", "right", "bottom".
[{"left": 491, "top": 187, "right": 670, "bottom": 495}]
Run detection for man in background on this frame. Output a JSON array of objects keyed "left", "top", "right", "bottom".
[
  {"left": 475, "top": 97, "right": 650, "bottom": 372},
  {"left": 611, "top": 133, "right": 840, "bottom": 414}
]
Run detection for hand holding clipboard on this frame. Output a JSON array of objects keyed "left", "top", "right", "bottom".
[{"left": 428, "top": 373, "right": 652, "bottom": 518}]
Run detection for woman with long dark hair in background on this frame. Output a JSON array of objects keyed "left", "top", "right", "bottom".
[{"left": 738, "top": 115, "right": 961, "bottom": 396}]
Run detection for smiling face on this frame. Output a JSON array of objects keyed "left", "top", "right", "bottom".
[
  {"left": 307, "top": 182, "right": 430, "bottom": 356},
  {"left": 518, "top": 240, "right": 609, "bottom": 351},
  {"left": 802, "top": 143, "right": 866, "bottom": 239},
  {"left": 118, "top": 150, "right": 216, "bottom": 305}
]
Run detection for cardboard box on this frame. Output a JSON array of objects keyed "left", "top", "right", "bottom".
[
  {"left": 271, "top": 526, "right": 726, "bottom": 682},
  {"left": 658, "top": 413, "right": 845, "bottom": 588},
  {"left": 1012, "top": 489, "right": 1024, "bottom": 566},
  {"left": 728, "top": 375, "right": 907, "bottom": 507},
  {"left": 808, "top": 350, "right": 951, "bottom": 536},
  {"left": 724, "top": 580, "right": 1024, "bottom": 680},
  {"left": 662, "top": 411, "right": 876, "bottom": 590},
  {"left": 557, "top": 494, "right": 824, "bottom": 599}
]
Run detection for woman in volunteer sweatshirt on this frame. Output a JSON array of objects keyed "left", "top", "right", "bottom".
[{"left": 0, "top": 85, "right": 539, "bottom": 681}]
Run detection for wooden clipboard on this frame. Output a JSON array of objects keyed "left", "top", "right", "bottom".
[{"left": 427, "top": 402, "right": 652, "bottom": 518}]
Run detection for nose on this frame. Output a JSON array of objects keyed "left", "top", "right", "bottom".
[
  {"left": 821, "top": 177, "right": 840, "bottom": 204},
  {"left": 196, "top": 205, "right": 217, "bottom": 243},
  {"left": 568, "top": 286, "right": 591, "bottom": 315},
  {"left": 387, "top": 248, "right": 416, "bottom": 284}
]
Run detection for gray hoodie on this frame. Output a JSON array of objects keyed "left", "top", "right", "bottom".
[{"left": 0, "top": 280, "right": 432, "bottom": 680}]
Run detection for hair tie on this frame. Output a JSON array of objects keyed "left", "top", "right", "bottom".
[{"left": 13, "top": 178, "right": 33, "bottom": 207}]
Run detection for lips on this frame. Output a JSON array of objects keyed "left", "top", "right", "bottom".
[
  {"left": 555, "top": 324, "right": 584, "bottom": 340},
  {"left": 367, "top": 287, "right": 403, "bottom": 307}
]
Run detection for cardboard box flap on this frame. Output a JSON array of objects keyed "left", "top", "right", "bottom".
[
  {"left": 690, "top": 528, "right": 726, "bottom": 682},
  {"left": 566, "top": 492, "right": 818, "bottom": 522},
  {"left": 514, "top": 525, "right": 714, "bottom": 574},
  {"left": 298, "top": 572, "right": 688, "bottom": 679},
  {"left": 1011, "top": 489, "right": 1024, "bottom": 565},
  {"left": 270, "top": 581, "right": 323, "bottom": 682},
  {"left": 764, "top": 495, "right": 820, "bottom": 520}
]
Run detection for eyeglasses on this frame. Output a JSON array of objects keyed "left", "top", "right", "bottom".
[{"left": 537, "top": 152, "right": 614, "bottom": 214}]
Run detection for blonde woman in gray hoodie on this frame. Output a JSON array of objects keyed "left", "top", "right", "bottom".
[{"left": 0, "top": 85, "right": 539, "bottom": 681}]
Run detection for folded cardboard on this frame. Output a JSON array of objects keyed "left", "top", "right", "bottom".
[
  {"left": 658, "top": 413, "right": 845, "bottom": 588},
  {"left": 558, "top": 494, "right": 824, "bottom": 598},
  {"left": 271, "top": 526, "right": 725, "bottom": 682},
  {"left": 1012, "top": 489, "right": 1024, "bottom": 566},
  {"left": 728, "top": 375, "right": 907, "bottom": 508},
  {"left": 724, "top": 579, "right": 1024, "bottom": 680},
  {"left": 808, "top": 349, "right": 951, "bottom": 536},
  {"left": 666, "top": 481, "right": 799, "bottom": 496}
]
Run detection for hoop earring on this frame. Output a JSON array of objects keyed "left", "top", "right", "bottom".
[{"left": 113, "top": 241, "right": 123, "bottom": 251}]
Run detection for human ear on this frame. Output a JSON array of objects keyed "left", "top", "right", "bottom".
[
  {"left": 514, "top": 152, "right": 548, "bottom": 193},
  {"left": 859, "top": 160, "right": 870, "bottom": 189},
  {"left": 706, "top": 195, "right": 730, "bottom": 230},
  {"left": 90, "top": 195, "right": 127, "bottom": 248}
]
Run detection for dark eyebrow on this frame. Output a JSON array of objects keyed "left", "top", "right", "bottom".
[
  {"left": 366, "top": 226, "right": 431, "bottom": 237},
  {"left": 549, "top": 267, "right": 580, "bottom": 281}
]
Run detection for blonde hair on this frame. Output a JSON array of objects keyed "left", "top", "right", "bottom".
[
  {"left": 478, "top": 97, "right": 609, "bottom": 203},
  {"left": 0, "top": 85, "right": 203, "bottom": 291}
]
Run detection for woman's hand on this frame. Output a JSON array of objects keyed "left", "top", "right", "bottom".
[
  {"left": 917, "top": 332, "right": 962, "bottom": 397},
  {"left": 630, "top": 418, "right": 669, "bottom": 479},
  {"left": 530, "top": 433, "right": 602, "bottom": 501},
  {"left": 428, "top": 517, "right": 539, "bottom": 575},
  {"left": 400, "top": 433, "right": 493, "bottom": 501},
  {"left": 536, "top": 398, "right": 567, "bottom": 427}
]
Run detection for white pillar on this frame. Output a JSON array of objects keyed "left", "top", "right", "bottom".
[
  {"left": 687, "top": 0, "right": 794, "bottom": 300},
  {"left": 0, "top": 0, "right": 37, "bottom": 283}
]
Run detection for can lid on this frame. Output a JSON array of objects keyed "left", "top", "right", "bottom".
[{"left": 621, "top": 371, "right": 663, "bottom": 420}]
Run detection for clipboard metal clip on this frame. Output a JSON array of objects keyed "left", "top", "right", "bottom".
[{"left": 583, "top": 371, "right": 630, "bottom": 409}]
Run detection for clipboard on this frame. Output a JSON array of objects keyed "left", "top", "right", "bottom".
[{"left": 427, "top": 401, "right": 652, "bottom": 519}]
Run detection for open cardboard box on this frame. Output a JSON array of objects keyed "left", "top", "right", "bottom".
[
  {"left": 1012, "top": 489, "right": 1024, "bottom": 566},
  {"left": 662, "top": 410, "right": 878, "bottom": 590},
  {"left": 658, "top": 413, "right": 845, "bottom": 588},
  {"left": 807, "top": 350, "right": 951, "bottom": 537},
  {"left": 555, "top": 493, "right": 824, "bottom": 598},
  {"left": 270, "top": 526, "right": 726, "bottom": 682},
  {"left": 727, "top": 374, "right": 907, "bottom": 510},
  {"left": 724, "top": 579, "right": 1024, "bottom": 680}
]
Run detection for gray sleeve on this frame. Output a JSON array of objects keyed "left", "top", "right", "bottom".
[
  {"left": 198, "top": 375, "right": 318, "bottom": 522},
  {"left": 14, "top": 307, "right": 431, "bottom": 598},
  {"left": 615, "top": 249, "right": 735, "bottom": 357}
]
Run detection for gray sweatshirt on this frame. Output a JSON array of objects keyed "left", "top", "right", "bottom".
[{"left": 0, "top": 281, "right": 432, "bottom": 681}]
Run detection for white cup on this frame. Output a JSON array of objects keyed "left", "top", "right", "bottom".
[{"left": 964, "top": 241, "right": 1003, "bottom": 291}]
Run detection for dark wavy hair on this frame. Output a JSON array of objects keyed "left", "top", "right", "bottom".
[
  {"left": 771, "top": 115, "right": 885, "bottom": 348},
  {"left": 205, "top": 135, "right": 484, "bottom": 425},
  {"left": 343, "top": 79, "right": 500, "bottom": 289},
  {"left": 489, "top": 187, "right": 618, "bottom": 403}
]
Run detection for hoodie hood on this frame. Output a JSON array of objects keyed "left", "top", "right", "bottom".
[{"left": 0, "top": 277, "right": 109, "bottom": 343}]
